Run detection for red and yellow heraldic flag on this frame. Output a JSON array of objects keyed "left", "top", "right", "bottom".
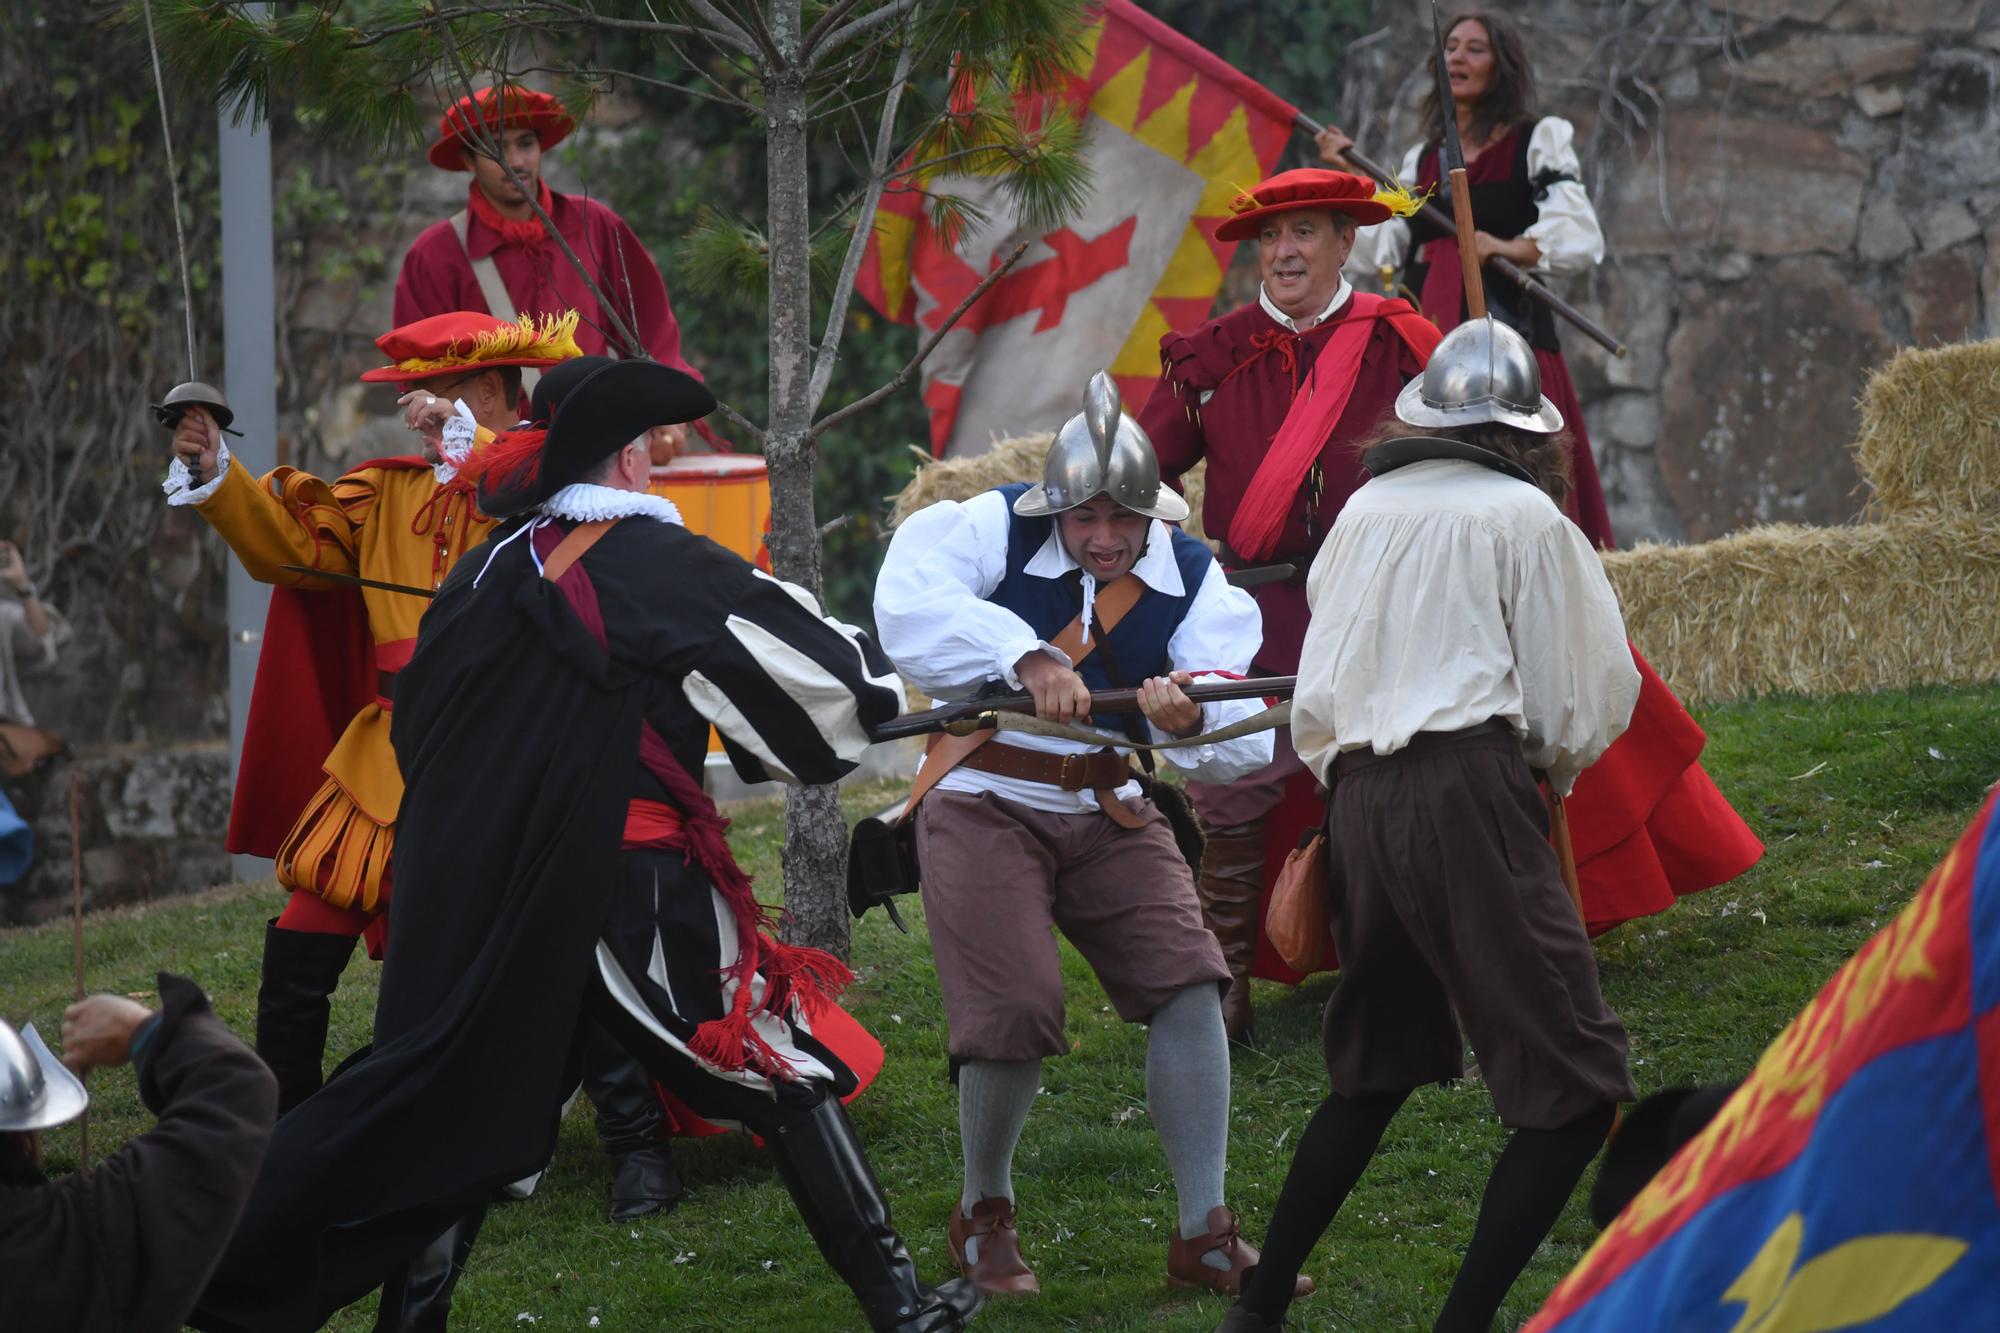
[
  {"left": 856, "top": 0, "right": 1296, "bottom": 458},
  {"left": 1529, "top": 786, "right": 2000, "bottom": 1332}
]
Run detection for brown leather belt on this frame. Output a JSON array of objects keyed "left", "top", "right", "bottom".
[{"left": 959, "top": 740, "right": 1131, "bottom": 791}]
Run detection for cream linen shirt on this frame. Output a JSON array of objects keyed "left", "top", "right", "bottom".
[{"left": 1291, "top": 458, "right": 1638, "bottom": 794}]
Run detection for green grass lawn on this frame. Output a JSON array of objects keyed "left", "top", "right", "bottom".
[{"left": 4, "top": 683, "right": 1997, "bottom": 1331}]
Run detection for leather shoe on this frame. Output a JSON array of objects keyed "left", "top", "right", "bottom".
[
  {"left": 947, "top": 1196, "right": 1039, "bottom": 1295},
  {"left": 1167, "top": 1206, "right": 1314, "bottom": 1298},
  {"left": 608, "top": 1144, "right": 684, "bottom": 1222}
]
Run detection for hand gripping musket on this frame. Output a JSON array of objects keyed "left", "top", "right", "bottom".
[{"left": 867, "top": 675, "right": 1296, "bottom": 743}]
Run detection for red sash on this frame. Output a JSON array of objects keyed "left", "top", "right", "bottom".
[{"left": 1225, "top": 294, "right": 1441, "bottom": 563}]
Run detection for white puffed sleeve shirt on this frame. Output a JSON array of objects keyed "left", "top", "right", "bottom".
[
  {"left": 1343, "top": 117, "right": 1604, "bottom": 284},
  {"left": 874, "top": 490, "right": 1274, "bottom": 813},
  {"left": 1291, "top": 459, "right": 1638, "bottom": 795}
]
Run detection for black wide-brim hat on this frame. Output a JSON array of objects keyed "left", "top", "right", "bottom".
[{"left": 478, "top": 356, "right": 717, "bottom": 517}]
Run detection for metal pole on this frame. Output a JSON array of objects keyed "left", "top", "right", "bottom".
[{"left": 217, "top": 10, "right": 276, "bottom": 883}]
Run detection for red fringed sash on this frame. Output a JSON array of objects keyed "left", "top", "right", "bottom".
[{"left": 535, "top": 521, "right": 851, "bottom": 1080}]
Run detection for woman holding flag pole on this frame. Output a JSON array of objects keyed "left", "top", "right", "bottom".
[{"left": 1317, "top": 8, "right": 1614, "bottom": 549}]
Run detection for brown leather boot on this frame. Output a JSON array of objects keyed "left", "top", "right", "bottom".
[
  {"left": 1167, "top": 1205, "right": 1314, "bottom": 1299},
  {"left": 1195, "top": 819, "right": 1266, "bottom": 1043},
  {"left": 947, "top": 1196, "right": 1040, "bottom": 1295}
]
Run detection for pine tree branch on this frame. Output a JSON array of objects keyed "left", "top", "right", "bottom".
[
  {"left": 807, "top": 36, "right": 914, "bottom": 414},
  {"left": 800, "top": 0, "right": 869, "bottom": 61},
  {"left": 710, "top": 395, "right": 768, "bottom": 445},
  {"left": 819, "top": 0, "right": 929, "bottom": 55},
  {"left": 514, "top": 63, "right": 756, "bottom": 112},
  {"left": 673, "top": 0, "right": 768, "bottom": 64},
  {"left": 709, "top": 0, "right": 785, "bottom": 67},
  {"left": 531, "top": 0, "right": 759, "bottom": 57},
  {"left": 810, "top": 239, "right": 1029, "bottom": 439}
]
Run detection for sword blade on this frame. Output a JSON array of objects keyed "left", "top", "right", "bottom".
[{"left": 280, "top": 565, "right": 436, "bottom": 600}]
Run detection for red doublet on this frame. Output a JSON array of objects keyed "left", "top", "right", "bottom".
[
  {"left": 1139, "top": 295, "right": 1423, "bottom": 674},
  {"left": 395, "top": 190, "right": 702, "bottom": 378}
]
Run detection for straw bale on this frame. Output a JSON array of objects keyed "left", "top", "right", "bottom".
[
  {"left": 1603, "top": 514, "right": 2000, "bottom": 705},
  {"left": 1853, "top": 338, "right": 2000, "bottom": 519},
  {"left": 888, "top": 435, "right": 1211, "bottom": 543}
]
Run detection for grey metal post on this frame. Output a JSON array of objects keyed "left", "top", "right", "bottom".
[{"left": 218, "top": 67, "right": 276, "bottom": 883}]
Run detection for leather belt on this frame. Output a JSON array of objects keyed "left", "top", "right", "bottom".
[
  {"left": 957, "top": 741, "right": 1149, "bottom": 829},
  {"left": 959, "top": 741, "right": 1130, "bottom": 791}
]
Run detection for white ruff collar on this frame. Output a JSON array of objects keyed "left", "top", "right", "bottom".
[{"left": 539, "top": 483, "right": 684, "bottom": 525}]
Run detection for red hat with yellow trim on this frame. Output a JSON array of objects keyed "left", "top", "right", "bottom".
[
  {"left": 428, "top": 85, "right": 575, "bottom": 172},
  {"left": 357, "top": 311, "right": 584, "bottom": 386},
  {"left": 1214, "top": 168, "right": 1422, "bottom": 241}
]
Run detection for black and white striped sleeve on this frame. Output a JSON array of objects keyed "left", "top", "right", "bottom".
[{"left": 681, "top": 568, "right": 906, "bottom": 785}]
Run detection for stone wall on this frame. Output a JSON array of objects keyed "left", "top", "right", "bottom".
[{"left": 1330, "top": 0, "right": 2000, "bottom": 544}]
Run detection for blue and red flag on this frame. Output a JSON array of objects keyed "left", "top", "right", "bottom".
[{"left": 1529, "top": 786, "right": 2000, "bottom": 1331}]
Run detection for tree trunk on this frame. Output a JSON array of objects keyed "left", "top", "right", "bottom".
[{"left": 761, "top": 14, "right": 853, "bottom": 960}]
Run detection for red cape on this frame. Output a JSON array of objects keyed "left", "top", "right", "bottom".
[{"left": 1249, "top": 648, "right": 1766, "bottom": 982}]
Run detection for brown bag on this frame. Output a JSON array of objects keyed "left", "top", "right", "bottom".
[
  {"left": 0, "top": 722, "right": 65, "bottom": 780},
  {"left": 1266, "top": 828, "right": 1329, "bottom": 973}
]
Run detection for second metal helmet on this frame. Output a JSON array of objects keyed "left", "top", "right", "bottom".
[
  {"left": 0, "top": 1019, "right": 89, "bottom": 1134},
  {"left": 1013, "top": 372, "right": 1189, "bottom": 524},
  {"left": 1395, "top": 318, "right": 1564, "bottom": 434}
]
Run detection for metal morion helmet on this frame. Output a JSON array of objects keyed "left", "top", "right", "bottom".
[
  {"left": 1013, "top": 372, "right": 1189, "bottom": 524},
  {"left": 1396, "top": 318, "right": 1564, "bottom": 434},
  {"left": 0, "top": 1019, "right": 89, "bottom": 1134}
]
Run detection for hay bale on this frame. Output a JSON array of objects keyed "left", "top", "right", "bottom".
[
  {"left": 1853, "top": 339, "right": 2000, "bottom": 519},
  {"left": 888, "top": 435, "right": 1212, "bottom": 543},
  {"left": 1603, "top": 514, "right": 2000, "bottom": 704}
]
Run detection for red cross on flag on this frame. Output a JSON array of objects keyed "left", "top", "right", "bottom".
[{"left": 857, "top": 0, "right": 1298, "bottom": 458}]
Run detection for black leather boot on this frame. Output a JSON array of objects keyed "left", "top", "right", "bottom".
[
  {"left": 581, "top": 1024, "right": 684, "bottom": 1222},
  {"left": 769, "top": 1096, "right": 984, "bottom": 1332},
  {"left": 373, "top": 1208, "right": 487, "bottom": 1333},
  {"left": 254, "top": 920, "right": 358, "bottom": 1114}
]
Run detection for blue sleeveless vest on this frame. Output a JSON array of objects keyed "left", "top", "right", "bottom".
[{"left": 988, "top": 483, "right": 1213, "bottom": 737}]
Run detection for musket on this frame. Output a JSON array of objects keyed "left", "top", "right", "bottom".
[
  {"left": 871, "top": 676, "right": 1295, "bottom": 743},
  {"left": 1224, "top": 562, "right": 1303, "bottom": 590},
  {"left": 1293, "top": 114, "right": 1629, "bottom": 359}
]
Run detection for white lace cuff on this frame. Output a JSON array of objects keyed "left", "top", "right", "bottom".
[
  {"left": 433, "top": 401, "right": 478, "bottom": 484},
  {"left": 164, "top": 440, "right": 233, "bottom": 507},
  {"left": 539, "top": 482, "right": 684, "bottom": 526}
]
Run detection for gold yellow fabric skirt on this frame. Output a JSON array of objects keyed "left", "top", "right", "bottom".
[{"left": 275, "top": 775, "right": 395, "bottom": 913}]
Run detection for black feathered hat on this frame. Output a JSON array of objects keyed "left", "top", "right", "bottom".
[{"left": 468, "top": 356, "right": 716, "bottom": 517}]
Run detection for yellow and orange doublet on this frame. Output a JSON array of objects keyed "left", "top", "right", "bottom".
[{"left": 195, "top": 455, "right": 495, "bottom": 910}]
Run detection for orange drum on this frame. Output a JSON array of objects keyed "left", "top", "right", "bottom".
[
  {"left": 648, "top": 454, "right": 772, "bottom": 570},
  {"left": 649, "top": 455, "right": 774, "bottom": 757}
]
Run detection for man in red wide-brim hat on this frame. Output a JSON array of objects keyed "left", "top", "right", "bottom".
[
  {"left": 1135, "top": 167, "right": 1438, "bottom": 1045},
  {"left": 394, "top": 84, "right": 719, "bottom": 453}
]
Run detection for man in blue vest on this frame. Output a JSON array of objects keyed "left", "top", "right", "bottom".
[{"left": 874, "top": 373, "right": 1312, "bottom": 1305}]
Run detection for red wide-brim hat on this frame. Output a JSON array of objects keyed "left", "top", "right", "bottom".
[
  {"left": 1213, "top": 168, "right": 1394, "bottom": 241},
  {"left": 357, "top": 310, "right": 584, "bottom": 384},
  {"left": 428, "top": 86, "right": 575, "bottom": 172}
]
